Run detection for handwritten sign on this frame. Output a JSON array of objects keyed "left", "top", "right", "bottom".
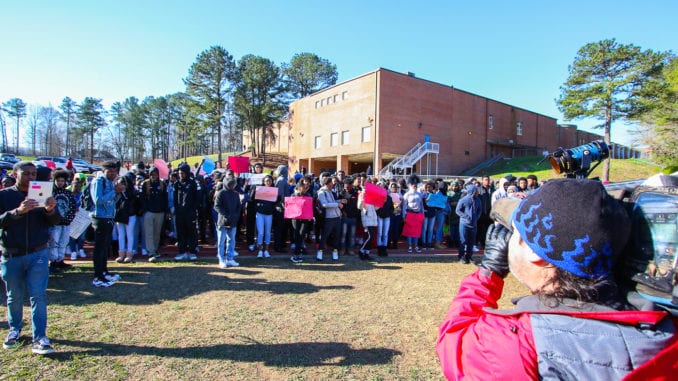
[
  {"left": 69, "top": 208, "right": 92, "bottom": 239},
  {"left": 284, "top": 196, "right": 313, "bottom": 220},
  {"left": 254, "top": 186, "right": 278, "bottom": 202},
  {"left": 241, "top": 173, "right": 267, "bottom": 185}
]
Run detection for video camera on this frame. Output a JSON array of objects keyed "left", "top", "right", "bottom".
[
  {"left": 544, "top": 141, "right": 678, "bottom": 310},
  {"left": 546, "top": 140, "right": 610, "bottom": 179}
]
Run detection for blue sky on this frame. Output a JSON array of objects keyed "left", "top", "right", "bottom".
[{"left": 1, "top": 0, "right": 675, "bottom": 147}]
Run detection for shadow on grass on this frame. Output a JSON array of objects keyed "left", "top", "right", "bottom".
[
  {"left": 52, "top": 338, "right": 401, "bottom": 366},
  {"left": 46, "top": 265, "right": 354, "bottom": 307}
]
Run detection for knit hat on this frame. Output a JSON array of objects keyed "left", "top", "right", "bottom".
[
  {"left": 510, "top": 178, "right": 630, "bottom": 279},
  {"left": 178, "top": 164, "right": 191, "bottom": 175}
]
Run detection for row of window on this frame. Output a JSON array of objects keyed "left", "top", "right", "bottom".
[
  {"left": 488, "top": 115, "right": 523, "bottom": 136},
  {"left": 314, "top": 126, "right": 371, "bottom": 149},
  {"left": 314, "top": 91, "right": 349, "bottom": 109}
]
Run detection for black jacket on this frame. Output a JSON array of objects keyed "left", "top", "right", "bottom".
[
  {"left": 140, "top": 179, "right": 169, "bottom": 213},
  {"left": 173, "top": 177, "right": 201, "bottom": 218},
  {"left": 0, "top": 186, "right": 60, "bottom": 252},
  {"left": 214, "top": 188, "right": 241, "bottom": 228}
]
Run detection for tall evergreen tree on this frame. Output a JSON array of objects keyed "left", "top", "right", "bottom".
[
  {"left": 2, "top": 98, "right": 27, "bottom": 154},
  {"left": 60, "top": 97, "right": 77, "bottom": 156},
  {"left": 557, "top": 39, "right": 670, "bottom": 181},
  {"left": 77, "top": 97, "right": 106, "bottom": 163},
  {"left": 282, "top": 52, "right": 338, "bottom": 99},
  {"left": 234, "top": 54, "right": 287, "bottom": 160},
  {"left": 184, "top": 46, "right": 236, "bottom": 166}
]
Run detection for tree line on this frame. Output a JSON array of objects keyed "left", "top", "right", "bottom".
[{"left": 0, "top": 49, "right": 338, "bottom": 165}]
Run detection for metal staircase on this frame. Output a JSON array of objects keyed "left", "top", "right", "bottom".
[{"left": 379, "top": 141, "right": 440, "bottom": 179}]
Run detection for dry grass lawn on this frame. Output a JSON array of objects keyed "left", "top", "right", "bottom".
[{"left": 0, "top": 256, "right": 527, "bottom": 380}]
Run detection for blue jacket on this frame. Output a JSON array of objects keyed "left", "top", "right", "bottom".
[
  {"left": 92, "top": 175, "right": 118, "bottom": 219},
  {"left": 456, "top": 193, "right": 481, "bottom": 227}
]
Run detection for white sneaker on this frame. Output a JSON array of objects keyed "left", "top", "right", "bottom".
[
  {"left": 257, "top": 250, "right": 264, "bottom": 258},
  {"left": 332, "top": 250, "right": 339, "bottom": 261},
  {"left": 263, "top": 250, "right": 271, "bottom": 258},
  {"left": 218, "top": 261, "right": 228, "bottom": 269},
  {"left": 226, "top": 260, "right": 239, "bottom": 267},
  {"left": 78, "top": 249, "right": 87, "bottom": 258},
  {"left": 316, "top": 250, "right": 323, "bottom": 261},
  {"left": 70, "top": 252, "right": 78, "bottom": 261},
  {"left": 188, "top": 253, "right": 197, "bottom": 260},
  {"left": 473, "top": 246, "right": 480, "bottom": 252},
  {"left": 233, "top": 251, "right": 239, "bottom": 257},
  {"left": 103, "top": 273, "right": 120, "bottom": 282},
  {"left": 248, "top": 244, "right": 255, "bottom": 252},
  {"left": 174, "top": 253, "right": 189, "bottom": 261},
  {"left": 92, "top": 278, "right": 114, "bottom": 287}
]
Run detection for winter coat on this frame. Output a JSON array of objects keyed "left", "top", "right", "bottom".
[{"left": 436, "top": 269, "right": 678, "bottom": 380}]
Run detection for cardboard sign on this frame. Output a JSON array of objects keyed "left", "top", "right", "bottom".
[
  {"left": 228, "top": 156, "right": 250, "bottom": 174},
  {"left": 402, "top": 211, "right": 424, "bottom": 238},
  {"left": 363, "top": 182, "right": 387, "bottom": 207},
  {"left": 284, "top": 196, "right": 313, "bottom": 220},
  {"left": 426, "top": 192, "right": 448, "bottom": 209},
  {"left": 254, "top": 186, "right": 278, "bottom": 202},
  {"left": 69, "top": 208, "right": 92, "bottom": 239}
]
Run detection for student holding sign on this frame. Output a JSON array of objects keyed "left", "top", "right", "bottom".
[{"left": 250, "top": 175, "right": 277, "bottom": 258}]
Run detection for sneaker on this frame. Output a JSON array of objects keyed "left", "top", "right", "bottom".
[
  {"left": 332, "top": 250, "right": 339, "bottom": 261},
  {"left": 463, "top": 257, "right": 471, "bottom": 264},
  {"left": 218, "top": 261, "right": 228, "bottom": 269},
  {"left": 473, "top": 246, "right": 480, "bottom": 252},
  {"left": 415, "top": 246, "right": 422, "bottom": 253},
  {"left": 248, "top": 244, "right": 255, "bottom": 252},
  {"left": 290, "top": 255, "right": 303, "bottom": 263},
  {"left": 316, "top": 250, "right": 323, "bottom": 261},
  {"left": 174, "top": 253, "right": 189, "bottom": 261},
  {"left": 103, "top": 272, "right": 120, "bottom": 282},
  {"left": 70, "top": 252, "right": 78, "bottom": 261},
  {"left": 148, "top": 255, "right": 160, "bottom": 263},
  {"left": 408, "top": 246, "right": 413, "bottom": 253},
  {"left": 92, "top": 277, "right": 114, "bottom": 287},
  {"left": 31, "top": 338, "right": 55, "bottom": 355},
  {"left": 233, "top": 251, "right": 239, "bottom": 257},
  {"left": 3, "top": 330, "right": 20, "bottom": 349},
  {"left": 263, "top": 250, "right": 271, "bottom": 258},
  {"left": 257, "top": 250, "right": 264, "bottom": 258},
  {"left": 226, "top": 260, "right": 239, "bottom": 267},
  {"left": 188, "top": 253, "right": 198, "bottom": 260},
  {"left": 78, "top": 249, "right": 87, "bottom": 258}
]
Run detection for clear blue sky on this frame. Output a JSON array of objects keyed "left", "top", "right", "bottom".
[{"left": 1, "top": 0, "right": 675, "bottom": 147}]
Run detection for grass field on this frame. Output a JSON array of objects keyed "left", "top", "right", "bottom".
[{"left": 0, "top": 256, "right": 527, "bottom": 380}]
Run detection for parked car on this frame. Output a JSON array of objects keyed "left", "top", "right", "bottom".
[
  {"left": 0, "top": 153, "right": 19, "bottom": 164},
  {"left": 0, "top": 160, "right": 14, "bottom": 170},
  {"left": 72, "top": 158, "right": 99, "bottom": 173},
  {"left": 35, "top": 156, "right": 69, "bottom": 170}
]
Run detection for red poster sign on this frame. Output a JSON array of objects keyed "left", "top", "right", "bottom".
[
  {"left": 228, "top": 156, "right": 250, "bottom": 174},
  {"left": 363, "top": 182, "right": 387, "bottom": 207},
  {"left": 284, "top": 196, "right": 313, "bottom": 220},
  {"left": 402, "top": 212, "right": 424, "bottom": 238}
]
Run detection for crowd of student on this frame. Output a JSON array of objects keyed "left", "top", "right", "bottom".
[{"left": 0, "top": 160, "right": 543, "bottom": 286}]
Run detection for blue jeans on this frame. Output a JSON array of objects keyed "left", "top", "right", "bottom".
[
  {"left": 421, "top": 216, "right": 435, "bottom": 245},
  {"left": 1, "top": 248, "right": 50, "bottom": 340},
  {"left": 255, "top": 213, "right": 273, "bottom": 245},
  {"left": 434, "top": 210, "right": 447, "bottom": 243},
  {"left": 377, "top": 217, "right": 390, "bottom": 246},
  {"left": 69, "top": 229, "right": 86, "bottom": 253},
  {"left": 217, "top": 227, "right": 237, "bottom": 262},
  {"left": 341, "top": 217, "right": 357, "bottom": 250},
  {"left": 49, "top": 225, "right": 70, "bottom": 261}
]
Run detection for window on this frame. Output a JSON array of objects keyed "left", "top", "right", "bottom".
[
  {"left": 315, "top": 101, "right": 320, "bottom": 109},
  {"left": 342, "top": 91, "right": 348, "bottom": 100},
  {"left": 330, "top": 132, "right": 338, "bottom": 146},
  {"left": 327, "top": 96, "right": 332, "bottom": 105},
  {"left": 320, "top": 99, "right": 325, "bottom": 107},
  {"left": 516, "top": 121, "right": 523, "bottom": 136},
  {"left": 314, "top": 136, "right": 321, "bottom": 149},
  {"left": 334, "top": 95, "right": 338, "bottom": 103},
  {"left": 361, "top": 126, "right": 371, "bottom": 142},
  {"left": 341, "top": 130, "right": 349, "bottom": 145},
  {"left": 488, "top": 115, "right": 494, "bottom": 130}
]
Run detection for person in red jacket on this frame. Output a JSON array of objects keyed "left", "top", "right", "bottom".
[{"left": 437, "top": 178, "right": 677, "bottom": 380}]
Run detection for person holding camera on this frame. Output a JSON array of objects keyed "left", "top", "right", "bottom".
[{"left": 437, "top": 178, "right": 677, "bottom": 380}]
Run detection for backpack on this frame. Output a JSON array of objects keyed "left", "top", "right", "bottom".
[{"left": 81, "top": 178, "right": 105, "bottom": 211}]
